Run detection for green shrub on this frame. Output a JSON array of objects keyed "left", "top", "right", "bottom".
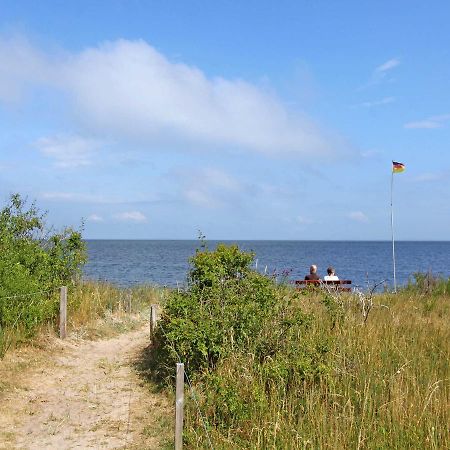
[
  {"left": 0, "top": 194, "right": 86, "bottom": 340},
  {"left": 151, "top": 243, "right": 333, "bottom": 445},
  {"left": 152, "top": 244, "right": 281, "bottom": 379},
  {"left": 150, "top": 246, "right": 449, "bottom": 448},
  {"left": 188, "top": 243, "right": 254, "bottom": 290}
]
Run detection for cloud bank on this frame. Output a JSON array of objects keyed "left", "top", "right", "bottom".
[{"left": 0, "top": 36, "right": 350, "bottom": 159}]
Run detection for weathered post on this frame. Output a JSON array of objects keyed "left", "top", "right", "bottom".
[
  {"left": 128, "top": 290, "right": 132, "bottom": 313},
  {"left": 150, "top": 304, "right": 159, "bottom": 341},
  {"left": 59, "top": 286, "right": 67, "bottom": 339},
  {"left": 175, "top": 362, "right": 184, "bottom": 450}
]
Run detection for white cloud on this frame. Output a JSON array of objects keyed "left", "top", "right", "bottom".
[
  {"left": 113, "top": 211, "right": 147, "bottom": 222},
  {"left": 87, "top": 213, "right": 104, "bottom": 222},
  {"left": 35, "top": 134, "right": 101, "bottom": 168},
  {"left": 404, "top": 114, "right": 450, "bottom": 129},
  {"left": 358, "top": 58, "right": 400, "bottom": 90},
  {"left": 348, "top": 211, "right": 369, "bottom": 223},
  {"left": 375, "top": 58, "right": 400, "bottom": 74},
  {"left": 1, "top": 36, "right": 351, "bottom": 159}
]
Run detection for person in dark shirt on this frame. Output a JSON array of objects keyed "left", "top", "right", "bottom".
[{"left": 305, "top": 264, "right": 320, "bottom": 280}]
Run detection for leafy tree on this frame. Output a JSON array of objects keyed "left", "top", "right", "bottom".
[{"left": 0, "top": 194, "right": 86, "bottom": 334}]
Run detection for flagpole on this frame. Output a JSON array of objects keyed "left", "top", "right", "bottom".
[{"left": 390, "top": 164, "right": 397, "bottom": 293}]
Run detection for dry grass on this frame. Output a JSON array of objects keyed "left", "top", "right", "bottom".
[
  {"left": 66, "top": 281, "right": 162, "bottom": 340},
  {"left": 0, "top": 282, "right": 171, "bottom": 449},
  {"left": 299, "top": 290, "right": 450, "bottom": 449},
  {"left": 185, "top": 288, "right": 450, "bottom": 449},
  {"left": 0, "top": 281, "right": 163, "bottom": 356}
]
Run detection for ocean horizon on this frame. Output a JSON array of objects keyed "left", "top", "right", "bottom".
[{"left": 83, "top": 240, "right": 450, "bottom": 289}]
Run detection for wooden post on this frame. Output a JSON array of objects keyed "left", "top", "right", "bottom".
[
  {"left": 175, "top": 363, "right": 184, "bottom": 450},
  {"left": 59, "top": 286, "right": 67, "bottom": 339},
  {"left": 150, "top": 304, "right": 159, "bottom": 341}
]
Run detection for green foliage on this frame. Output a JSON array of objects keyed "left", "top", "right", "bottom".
[
  {"left": 192, "top": 292, "right": 332, "bottom": 435},
  {"left": 151, "top": 243, "right": 333, "bottom": 445},
  {"left": 180, "top": 285, "right": 450, "bottom": 449},
  {"left": 321, "top": 292, "right": 345, "bottom": 328},
  {"left": 410, "top": 272, "right": 450, "bottom": 296},
  {"left": 153, "top": 250, "right": 450, "bottom": 448},
  {"left": 0, "top": 194, "right": 86, "bottom": 342},
  {"left": 188, "top": 243, "right": 254, "bottom": 289},
  {"left": 153, "top": 244, "right": 279, "bottom": 378}
]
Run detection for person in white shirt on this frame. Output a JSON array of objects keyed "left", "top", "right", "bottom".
[{"left": 323, "top": 266, "right": 339, "bottom": 281}]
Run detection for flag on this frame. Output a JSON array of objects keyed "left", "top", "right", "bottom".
[{"left": 392, "top": 161, "right": 405, "bottom": 173}]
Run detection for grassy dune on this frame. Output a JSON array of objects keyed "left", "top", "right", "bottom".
[
  {"left": 2, "top": 270, "right": 448, "bottom": 448},
  {"left": 184, "top": 286, "right": 449, "bottom": 449}
]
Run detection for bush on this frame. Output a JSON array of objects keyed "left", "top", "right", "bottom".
[
  {"left": 150, "top": 245, "right": 449, "bottom": 448},
  {"left": 152, "top": 244, "right": 280, "bottom": 378},
  {"left": 0, "top": 194, "right": 86, "bottom": 338},
  {"left": 151, "top": 243, "right": 332, "bottom": 443}
]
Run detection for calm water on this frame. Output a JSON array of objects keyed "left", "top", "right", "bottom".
[{"left": 83, "top": 240, "right": 450, "bottom": 290}]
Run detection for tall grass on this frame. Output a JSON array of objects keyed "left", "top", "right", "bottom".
[
  {"left": 0, "top": 281, "right": 161, "bottom": 356},
  {"left": 67, "top": 281, "right": 160, "bottom": 327},
  {"left": 184, "top": 285, "right": 450, "bottom": 448},
  {"left": 0, "top": 288, "right": 61, "bottom": 357}
]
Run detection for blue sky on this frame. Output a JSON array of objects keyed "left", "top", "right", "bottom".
[{"left": 1, "top": 1, "right": 449, "bottom": 239}]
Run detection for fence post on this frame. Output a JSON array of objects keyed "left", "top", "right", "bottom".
[
  {"left": 175, "top": 362, "right": 184, "bottom": 450},
  {"left": 150, "top": 304, "right": 159, "bottom": 342},
  {"left": 59, "top": 286, "right": 67, "bottom": 339},
  {"left": 128, "top": 290, "right": 132, "bottom": 313}
]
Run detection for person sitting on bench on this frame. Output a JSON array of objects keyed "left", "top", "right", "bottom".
[
  {"left": 305, "top": 264, "right": 320, "bottom": 281},
  {"left": 324, "top": 266, "right": 339, "bottom": 281}
]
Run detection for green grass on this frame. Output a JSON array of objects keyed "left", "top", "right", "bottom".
[{"left": 183, "top": 286, "right": 450, "bottom": 449}]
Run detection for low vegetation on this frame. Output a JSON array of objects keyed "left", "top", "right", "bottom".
[
  {"left": 0, "top": 194, "right": 84, "bottom": 355},
  {"left": 152, "top": 244, "right": 450, "bottom": 449},
  {"left": 1, "top": 194, "right": 448, "bottom": 448},
  {"left": 0, "top": 194, "right": 157, "bottom": 356}
]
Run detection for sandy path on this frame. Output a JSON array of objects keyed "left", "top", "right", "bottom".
[{"left": 0, "top": 325, "right": 170, "bottom": 449}]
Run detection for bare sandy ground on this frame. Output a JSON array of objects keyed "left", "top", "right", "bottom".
[{"left": 0, "top": 324, "right": 170, "bottom": 449}]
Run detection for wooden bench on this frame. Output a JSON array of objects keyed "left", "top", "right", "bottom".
[{"left": 294, "top": 279, "right": 352, "bottom": 292}]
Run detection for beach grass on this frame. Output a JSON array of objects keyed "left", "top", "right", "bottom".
[
  {"left": 2, "top": 268, "right": 448, "bottom": 448},
  {"left": 0, "top": 281, "right": 162, "bottom": 356},
  {"left": 183, "top": 284, "right": 450, "bottom": 449}
]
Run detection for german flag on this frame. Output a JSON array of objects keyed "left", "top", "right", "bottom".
[{"left": 392, "top": 161, "right": 405, "bottom": 173}]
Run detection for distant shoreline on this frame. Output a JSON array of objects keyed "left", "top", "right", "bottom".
[{"left": 83, "top": 239, "right": 450, "bottom": 242}]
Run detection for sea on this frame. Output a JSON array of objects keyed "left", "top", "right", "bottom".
[{"left": 83, "top": 240, "right": 450, "bottom": 290}]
